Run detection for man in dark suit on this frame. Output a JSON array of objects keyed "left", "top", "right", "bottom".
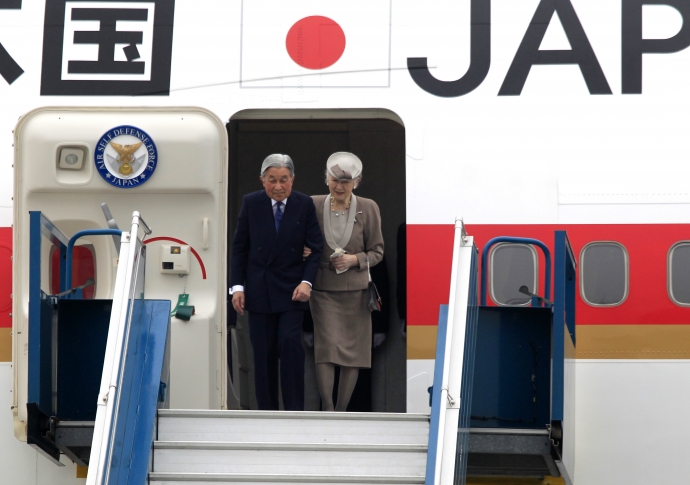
[{"left": 230, "top": 154, "right": 323, "bottom": 411}]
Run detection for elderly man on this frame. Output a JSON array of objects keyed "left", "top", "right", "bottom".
[{"left": 230, "top": 154, "right": 323, "bottom": 411}]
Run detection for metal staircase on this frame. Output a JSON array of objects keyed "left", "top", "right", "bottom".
[
  {"left": 25, "top": 214, "right": 574, "bottom": 484},
  {"left": 148, "top": 410, "right": 429, "bottom": 484}
]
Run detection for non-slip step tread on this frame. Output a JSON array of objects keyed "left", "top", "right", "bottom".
[
  {"left": 157, "top": 414, "right": 429, "bottom": 445},
  {"left": 158, "top": 410, "right": 429, "bottom": 422},
  {"left": 469, "top": 427, "right": 549, "bottom": 435},
  {"left": 153, "top": 441, "right": 427, "bottom": 452},
  {"left": 153, "top": 447, "right": 427, "bottom": 475},
  {"left": 148, "top": 472, "right": 425, "bottom": 483}
]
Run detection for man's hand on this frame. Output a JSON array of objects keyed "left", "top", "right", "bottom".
[
  {"left": 232, "top": 291, "right": 245, "bottom": 315},
  {"left": 292, "top": 282, "right": 311, "bottom": 302}
]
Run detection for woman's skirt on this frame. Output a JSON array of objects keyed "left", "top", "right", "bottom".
[{"left": 310, "top": 289, "right": 372, "bottom": 368}]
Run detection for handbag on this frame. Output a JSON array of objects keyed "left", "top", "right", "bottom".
[{"left": 366, "top": 256, "right": 382, "bottom": 312}]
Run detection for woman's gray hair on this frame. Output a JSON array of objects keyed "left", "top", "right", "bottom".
[{"left": 261, "top": 154, "right": 295, "bottom": 178}]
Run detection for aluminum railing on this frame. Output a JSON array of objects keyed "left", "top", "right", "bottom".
[
  {"left": 87, "top": 211, "right": 151, "bottom": 485},
  {"left": 425, "top": 218, "right": 479, "bottom": 485}
]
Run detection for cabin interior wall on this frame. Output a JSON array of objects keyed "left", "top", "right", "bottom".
[{"left": 227, "top": 117, "right": 406, "bottom": 412}]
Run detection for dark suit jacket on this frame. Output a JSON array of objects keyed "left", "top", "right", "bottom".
[{"left": 230, "top": 190, "right": 323, "bottom": 314}]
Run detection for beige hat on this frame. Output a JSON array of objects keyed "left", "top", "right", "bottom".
[{"left": 326, "top": 152, "right": 363, "bottom": 180}]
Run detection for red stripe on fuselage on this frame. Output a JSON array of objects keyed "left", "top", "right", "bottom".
[
  {"left": 407, "top": 224, "right": 690, "bottom": 326},
  {"left": 0, "top": 228, "right": 11, "bottom": 329}
]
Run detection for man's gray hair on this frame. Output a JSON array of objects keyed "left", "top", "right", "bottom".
[{"left": 261, "top": 154, "right": 295, "bottom": 178}]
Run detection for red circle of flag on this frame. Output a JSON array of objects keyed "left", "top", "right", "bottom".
[{"left": 286, "top": 16, "right": 346, "bottom": 70}]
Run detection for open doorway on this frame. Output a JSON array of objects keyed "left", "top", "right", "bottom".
[{"left": 226, "top": 110, "right": 406, "bottom": 412}]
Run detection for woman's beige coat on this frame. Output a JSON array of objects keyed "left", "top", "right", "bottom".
[{"left": 311, "top": 194, "right": 384, "bottom": 291}]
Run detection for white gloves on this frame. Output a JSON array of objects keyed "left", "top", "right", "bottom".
[
  {"left": 303, "top": 332, "right": 314, "bottom": 348},
  {"left": 373, "top": 333, "right": 386, "bottom": 348}
]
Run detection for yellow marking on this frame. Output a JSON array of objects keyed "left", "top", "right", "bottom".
[
  {"left": 76, "top": 465, "right": 88, "bottom": 478},
  {"left": 0, "top": 328, "right": 11, "bottom": 362},
  {"left": 577, "top": 325, "right": 690, "bottom": 359},
  {"left": 467, "top": 477, "right": 564, "bottom": 485},
  {"left": 407, "top": 324, "right": 690, "bottom": 361},
  {"left": 407, "top": 325, "right": 437, "bottom": 359},
  {"left": 564, "top": 323, "right": 576, "bottom": 360}
]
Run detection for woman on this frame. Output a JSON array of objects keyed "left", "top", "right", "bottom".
[{"left": 310, "top": 152, "right": 384, "bottom": 411}]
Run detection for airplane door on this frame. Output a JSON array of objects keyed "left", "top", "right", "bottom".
[{"left": 227, "top": 111, "right": 406, "bottom": 412}]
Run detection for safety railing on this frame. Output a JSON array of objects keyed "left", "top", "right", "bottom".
[
  {"left": 65, "top": 229, "right": 123, "bottom": 290},
  {"left": 87, "top": 212, "right": 151, "bottom": 485},
  {"left": 479, "top": 237, "right": 552, "bottom": 306},
  {"left": 425, "top": 218, "right": 479, "bottom": 485}
]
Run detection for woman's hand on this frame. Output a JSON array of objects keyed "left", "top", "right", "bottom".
[
  {"left": 332, "top": 254, "right": 358, "bottom": 271},
  {"left": 303, "top": 246, "right": 312, "bottom": 259}
]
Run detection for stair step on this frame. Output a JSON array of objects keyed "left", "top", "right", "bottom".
[
  {"left": 157, "top": 410, "right": 429, "bottom": 445},
  {"left": 158, "top": 410, "right": 429, "bottom": 421},
  {"left": 152, "top": 441, "right": 427, "bottom": 476},
  {"left": 148, "top": 472, "right": 426, "bottom": 484},
  {"left": 154, "top": 441, "right": 427, "bottom": 452}
]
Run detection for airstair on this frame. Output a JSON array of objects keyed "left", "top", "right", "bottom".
[
  {"left": 25, "top": 215, "right": 576, "bottom": 484},
  {"left": 148, "top": 410, "right": 428, "bottom": 484},
  {"left": 423, "top": 221, "right": 576, "bottom": 485}
]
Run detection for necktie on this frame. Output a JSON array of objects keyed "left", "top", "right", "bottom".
[{"left": 274, "top": 201, "right": 284, "bottom": 232}]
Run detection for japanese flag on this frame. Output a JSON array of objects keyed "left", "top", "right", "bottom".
[{"left": 240, "top": 0, "right": 392, "bottom": 88}]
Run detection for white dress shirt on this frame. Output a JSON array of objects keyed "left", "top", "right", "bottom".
[{"left": 230, "top": 197, "right": 311, "bottom": 294}]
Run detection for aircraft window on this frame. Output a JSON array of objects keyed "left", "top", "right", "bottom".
[
  {"left": 580, "top": 242, "right": 628, "bottom": 306},
  {"left": 668, "top": 242, "right": 690, "bottom": 306},
  {"left": 490, "top": 243, "right": 538, "bottom": 306},
  {"left": 50, "top": 244, "right": 97, "bottom": 299}
]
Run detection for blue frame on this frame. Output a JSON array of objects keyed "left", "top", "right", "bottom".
[
  {"left": 551, "top": 231, "right": 577, "bottom": 423},
  {"left": 28, "top": 212, "right": 69, "bottom": 412},
  {"left": 480, "top": 236, "right": 552, "bottom": 306},
  {"left": 28, "top": 215, "right": 123, "bottom": 411},
  {"left": 107, "top": 300, "right": 171, "bottom": 485}
]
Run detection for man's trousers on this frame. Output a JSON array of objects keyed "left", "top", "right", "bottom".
[{"left": 248, "top": 310, "right": 305, "bottom": 411}]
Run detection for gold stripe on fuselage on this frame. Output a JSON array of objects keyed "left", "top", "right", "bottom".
[
  {"left": 407, "top": 325, "right": 438, "bottom": 360},
  {"left": 0, "top": 328, "right": 10, "bottom": 362},
  {"left": 576, "top": 324, "right": 690, "bottom": 359},
  {"left": 407, "top": 324, "right": 690, "bottom": 360}
]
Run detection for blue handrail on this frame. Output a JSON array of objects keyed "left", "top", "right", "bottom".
[
  {"left": 425, "top": 305, "right": 449, "bottom": 485},
  {"left": 480, "top": 236, "right": 552, "bottom": 306},
  {"left": 65, "top": 229, "right": 122, "bottom": 290}
]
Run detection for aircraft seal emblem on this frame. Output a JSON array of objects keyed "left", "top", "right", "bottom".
[{"left": 95, "top": 125, "right": 158, "bottom": 188}]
